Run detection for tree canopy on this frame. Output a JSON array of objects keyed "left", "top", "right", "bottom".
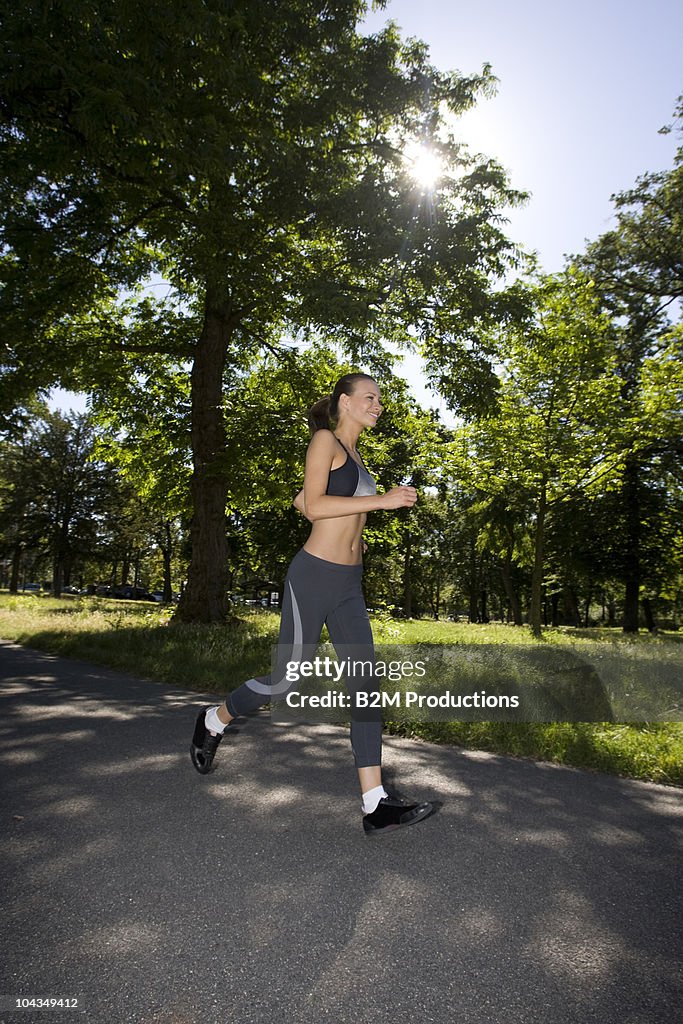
[
  {"left": 1, "top": 0, "right": 524, "bottom": 620},
  {"left": 1, "top": 6, "right": 680, "bottom": 633}
]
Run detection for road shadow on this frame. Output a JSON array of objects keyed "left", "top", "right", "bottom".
[{"left": 1, "top": 641, "right": 681, "bottom": 1024}]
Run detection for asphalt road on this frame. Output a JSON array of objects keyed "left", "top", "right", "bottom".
[{"left": 1, "top": 639, "right": 681, "bottom": 1024}]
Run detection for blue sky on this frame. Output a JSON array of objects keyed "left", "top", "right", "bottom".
[
  {"left": 361, "top": 0, "right": 682, "bottom": 416},
  {"left": 50, "top": 1, "right": 682, "bottom": 417},
  {"left": 363, "top": 0, "right": 682, "bottom": 270}
]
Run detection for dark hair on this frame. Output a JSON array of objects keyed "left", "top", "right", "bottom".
[{"left": 307, "top": 373, "right": 376, "bottom": 434}]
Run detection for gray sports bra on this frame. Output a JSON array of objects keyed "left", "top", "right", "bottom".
[{"left": 326, "top": 435, "right": 377, "bottom": 497}]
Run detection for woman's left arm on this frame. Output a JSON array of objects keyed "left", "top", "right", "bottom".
[{"left": 293, "top": 488, "right": 312, "bottom": 521}]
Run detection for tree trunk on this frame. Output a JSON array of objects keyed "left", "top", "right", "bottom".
[
  {"left": 403, "top": 531, "right": 413, "bottom": 617},
  {"left": 9, "top": 544, "right": 21, "bottom": 594},
  {"left": 551, "top": 591, "right": 561, "bottom": 627},
  {"left": 499, "top": 549, "right": 523, "bottom": 625},
  {"left": 642, "top": 597, "right": 656, "bottom": 633},
  {"left": 622, "top": 457, "right": 641, "bottom": 633},
  {"left": 562, "top": 586, "right": 581, "bottom": 627},
  {"left": 160, "top": 520, "right": 174, "bottom": 603},
  {"left": 529, "top": 480, "right": 547, "bottom": 637},
  {"left": 468, "top": 535, "right": 479, "bottom": 623},
  {"left": 584, "top": 586, "right": 592, "bottom": 627},
  {"left": 51, "top": 525, "right": 66, "bottom": 597},
  {"left": 175, "top": 282, "right": 233, "bottom": 623},
  {"left": 52, "top": 556, "right": 63, "bottom": 597}
]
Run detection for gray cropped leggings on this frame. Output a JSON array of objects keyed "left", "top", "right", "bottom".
[{"left": 226, "top": 548, "right": 382, "bottom": 768}]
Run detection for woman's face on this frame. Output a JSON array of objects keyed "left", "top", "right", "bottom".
[{"left": 338, "top": 378, "right": 383, "bottom": 430}]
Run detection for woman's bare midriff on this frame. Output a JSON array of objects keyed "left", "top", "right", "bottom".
[{"left": 304, "top": 513, "right": 367, "bottom": 565}]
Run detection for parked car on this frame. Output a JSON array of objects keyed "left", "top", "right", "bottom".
[
  {"left": 150, "top": 591, "right": 179, "bottom": 603},
  {"left": 112, "top": 585, "right": 155, "bottom": 601}
]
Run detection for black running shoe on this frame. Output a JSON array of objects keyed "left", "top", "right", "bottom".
[
  {"left": 190, "top": 705, "right": 226, "bottom": 775},
  {"left": 362, "top": 793, "right": 433, "bottom": 837}
]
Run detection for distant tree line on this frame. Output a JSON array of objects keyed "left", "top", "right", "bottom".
[{"left": 2, "top": 295, "right": 680, "bottom": 632}]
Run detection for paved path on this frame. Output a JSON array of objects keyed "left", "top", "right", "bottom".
[{"left": 0, "top": 640, "right": 681, "bottom": 1024}]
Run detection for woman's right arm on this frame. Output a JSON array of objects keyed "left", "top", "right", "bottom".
[{"left": 303, "top": 430, "right": 417, "bottom": 521}]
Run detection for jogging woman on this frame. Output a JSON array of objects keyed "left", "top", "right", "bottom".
[{"left": 189, "top": 372, "right": 433, "bottom": 836}]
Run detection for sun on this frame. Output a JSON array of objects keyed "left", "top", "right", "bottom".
[{"left": 404, "top": 142, "right": 444, "bottom": 190}]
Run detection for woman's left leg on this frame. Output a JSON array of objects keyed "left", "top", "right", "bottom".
[
  {"left": 324, "top": 583, "right": 383, "bottom": 782},
  {"left": 326, "top": 576, "right": 434, "bottom": 836}
]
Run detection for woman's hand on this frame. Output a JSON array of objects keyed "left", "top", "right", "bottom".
[{"left": 380, "top": 486, "right": 418, "bottom": 510}]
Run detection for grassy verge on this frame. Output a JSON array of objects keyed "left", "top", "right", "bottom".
[{"left": 1, "top": 592, "right": 681, "bottom": 786}]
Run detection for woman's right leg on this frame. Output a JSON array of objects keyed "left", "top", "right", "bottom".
[
  {"left": 225, "top": 551, "right": 327, "bottom": 718},
  {"left": 190, "top": 550, "right": 326, "bottom": 772}
]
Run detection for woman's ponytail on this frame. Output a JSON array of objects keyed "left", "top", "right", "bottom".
[{"left": 307, "top": 395, "right": 333, "bottom": 433}]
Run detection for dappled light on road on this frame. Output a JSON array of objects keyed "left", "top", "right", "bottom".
[{"left": 1, "top": 640, "right": 681, "bottom": 1024}]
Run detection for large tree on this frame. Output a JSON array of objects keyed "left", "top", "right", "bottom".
[
  {"left": 0, "top": 411, "right": 111, "bottom": 594},
  {"left": 455, "top": 270, "right": 623, "bottom": 636},
  {"left": 1, "top": 0, "right": 523, "bottom": 620},
  {"left": 576, "top": 128, "right": 683, "bottom": 631}
]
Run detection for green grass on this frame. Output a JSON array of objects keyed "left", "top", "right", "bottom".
[
  {"left": 1, "top": 592, "right": 681, "bottom": 786},
  {"left": 0, "top": 593, "right": 275, "bottom": 691},
  {"left": 385, "top": 719, "right": 682, "bottom": 786}
]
